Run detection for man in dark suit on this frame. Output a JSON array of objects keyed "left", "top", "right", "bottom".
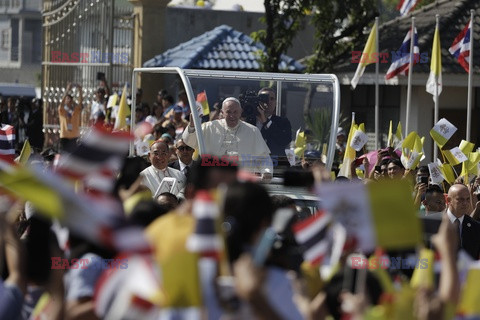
[
  {"left": 169, "top": 139, "right": 195, "bottom": 178},
  {"left": 446, "top": 183, "right": 480, "bottom": 259},
  {"left": 256, "top": 88, "right": 292, "bottom": 157}
]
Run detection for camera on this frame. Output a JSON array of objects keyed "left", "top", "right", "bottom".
[{"left": 238, "top": 90, "right": 269, "bottom": 125}]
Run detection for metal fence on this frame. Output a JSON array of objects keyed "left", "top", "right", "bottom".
[{"left": 42, "top": 0, "right": 134, "bottom": 148}]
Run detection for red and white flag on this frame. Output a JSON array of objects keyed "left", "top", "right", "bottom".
[
  {"left": 0, "top": 124, "right": 15, "bottom": 163},
  {"left": 449, "top": 19, "right": 472, "bottom": 73},
  {"left": 397, "top": 0, "right": 421, "bottom": 16},
  {"left": 293, "top": 211, "right": 332, "bottom": 265}
]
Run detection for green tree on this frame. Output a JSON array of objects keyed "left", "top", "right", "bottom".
[
  {"left": 251, "top": 0, "right": 310, "bottom": 72},
  {"left": 305, "top": 0, "right": 378, "bottom": 73}
]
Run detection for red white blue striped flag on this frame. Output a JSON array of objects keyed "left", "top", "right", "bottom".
[
  {"left": 55, "top": 124, "right": 132, "bottom": 193},
  {"left": 449, "top": 19, "right": 472, "bottom": 73},
  {"left": 292, "top": 210, "right": 332, "bottom": 265},
  {"left": 385, "top": 27, "right": 420, "bottom": 80},
  {"left": 397, "top": 0, "right": 421, "bottom": 16},
  {"left": 0, "top": 124, "right": 15, "bottom": 163},
  {"left": 186, "top": 190, "right": 223, "bottom": 259}
]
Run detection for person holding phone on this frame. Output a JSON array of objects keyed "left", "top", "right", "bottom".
[
  {"left": 58, "top": 82, "right": 83, "bottom": 152},
  {"left": 414, "top": 166, "right": 430, "bottom": 209},
  {"left": 255, "top": 88, "right": 292, "bottom": 157}
]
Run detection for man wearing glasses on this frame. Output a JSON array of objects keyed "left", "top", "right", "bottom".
[
  {"left": 140, "top": 140, "right": 186, "bottom": 198},
  {"left": 256, "top": 87, "right": 292, "bottom": 157},
  {"left": 169, "top": 139, "right": 195, "bottom": 178}
]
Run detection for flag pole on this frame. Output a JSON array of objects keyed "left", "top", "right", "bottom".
[
  {"left": 433, "top": 14, "right": 440, "bottom": 162},
  {"left": 405, "top": 17, "right": 415, "bottom": 137},
  {"left": 466, "top": 9, "right": 474, "bottom": 142},
  {"left": 375, "top": 17, "right": 380, "bottom": 150}
]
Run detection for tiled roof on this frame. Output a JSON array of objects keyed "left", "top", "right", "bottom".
[
  {"left": 334, "top": 0, "right": 480, "bottom": 75},
  {"left": 143, "top": 25, "right": 305, "bottom": 72}
]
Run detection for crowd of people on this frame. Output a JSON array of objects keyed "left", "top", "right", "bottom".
[{"left": 0, "top": 77, "right": 479, "bottom": 320}]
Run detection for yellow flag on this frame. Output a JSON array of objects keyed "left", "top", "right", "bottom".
[
  {"left": 440, "top": 163, "right": 456, "bottom": 184},
  {"left": 457, "top": 267, "right": 480, "bottom": 315},
  {"left": 351, "top": 20, "right": 377, "bottom": 89},
  {"left": 337, "top": 118, "right": 357, "bottom": 178},
  {"left": 369, "top": 255, "right": 394, "bottom": 294},
  {"left": 17, "top": 139, "right": 32, "bottom": 165},
  {"left": 410, "top": 248, "right": 435, "bottom": 289},
  {"left": 426, "top": 22, "right": 442, "bottom": 96},
  {"left": 114, "top": 84, "right": 129, "bottom": 130},
  {"left": 459, "top": 140, "right": 475, "bottom": 155},
  {"left": 145, "top": 213, "right": 202, "bottom": 307},
  {"left": 387, "top": 121, "right": 393, "bottom": 147},
  {"left": 395, "top": 121, "right": 403, "bottom": 142},
  {"left": 401, "top": 131, "right": 423, "bottom": 169},
  {"left": 0, "top": 166, "right": 63, "bottom": 218},
  {"left": 467, "top": 152, "right": 480, "bottom": 174},
  {"left": 294, "top": 130, "right": 306, "bottom": 157},
  {"left": 368, "top": 179, "right": 422, "bottom": 249},
  {"left": 300, "top": 261, "right": 324, "bottom": 300}
]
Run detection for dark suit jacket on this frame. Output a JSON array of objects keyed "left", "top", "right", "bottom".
[
  {"left": 168, "top": 160, "right": 196, "bottom": 178},
  {"left": 260, "top": 115, "right": 292, "bottom": 157},
  {"left": 461, "top": 214, "right": 480, "bottom": 259}
]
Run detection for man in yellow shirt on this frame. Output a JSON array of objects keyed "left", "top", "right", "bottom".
[{"left": 58, "top": 82, "right": 83, "bottom": 152}]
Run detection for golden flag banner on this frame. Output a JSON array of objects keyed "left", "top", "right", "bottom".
[
  {"left": 410, "top": 248, "right": 435, "bottom": 290},
  {"left": 457, "top": 267, "right": 480, "bottom": 316},
  {"left": 0, "top": 166, "right": 63, "bottom": 218},
  {"left": 368, "top": 179, "right": 422, "bottom": 250}
]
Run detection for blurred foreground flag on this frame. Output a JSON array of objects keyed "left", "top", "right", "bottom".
[
  {"left": 430, "top": 118, "right": 457, "bottom": 148},
  {"left": 318, "top": 179, "right": 422, "bottom": 252},
  {"left": 0, "top": 124, "right": 15, "bottom": 163},
  {"left": 56, "top": 124, "right": 132, "bottom": 192},
  {"left": 16, "top": 139, "right": 32, "bottom": 165},
  {"left": 0, "top": 164, "right": 62, "bottom": 219},
  {"left": 186, "top": 190, "right": 223, "bottom": 259},
  {"left": 410, "top": 248, "right": 435, "bottom": 289},
  {"left": 457, "top": 264, "right": 480, "bottom": 317},
  {"left": 293, "top": 211, "right": 332, "bottom": 265}
]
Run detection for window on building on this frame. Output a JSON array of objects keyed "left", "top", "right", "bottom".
[{"left": 1, "top": 29, "right": 9, "bottom": 50}]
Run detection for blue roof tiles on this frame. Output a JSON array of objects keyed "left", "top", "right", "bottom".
[{"left": 143, "top": 25, "right": 305, "bottom": 72}]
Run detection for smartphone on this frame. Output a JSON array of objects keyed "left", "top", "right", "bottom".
[
  {"left": 416, "top": 176, "right": 428, "bottom": 185},
  {"left": 96, "top": 72, "right": 105, "bottom": 81}
]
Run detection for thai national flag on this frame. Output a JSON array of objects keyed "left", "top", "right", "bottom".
[
  {"left": 0, "top": 124, "right": 15, "bottom": 163},
  {"left": 293, "top": 210, "right": 332, "bottom": 265},
  {"left": 385, "top": 27, "right": 420, "bottom": 80},
  {"left": 55, "top": 124, "right": 132, "bottom": 194},
  {"left": 397, "top": 0, "right": 421, "bottom": 16},
  {"left": 186, "top": 190, "right": 223, "bottom": 259},
  {"left": 449, "top": 19, "right": 471, "bottom": 73}
]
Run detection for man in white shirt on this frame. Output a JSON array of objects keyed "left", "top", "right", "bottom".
[
  {"left": 140, "top": 140, "right": 186, "bottom": 199},
  {"left": 446, "top": 183, "right": 480, "bottom": 259},
  {"left": 182, "top": 97, "right": 273, "bottom": 181}
]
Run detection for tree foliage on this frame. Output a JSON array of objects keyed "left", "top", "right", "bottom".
[
  {"left": 254, "top": 0, "right": 435, "bottom": 73},
  {"left": 251, "top": 1, "right": 308, "bottom": 72},
  {"left": 305, "top": 0, "right": 378, "bottom": 73}
]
